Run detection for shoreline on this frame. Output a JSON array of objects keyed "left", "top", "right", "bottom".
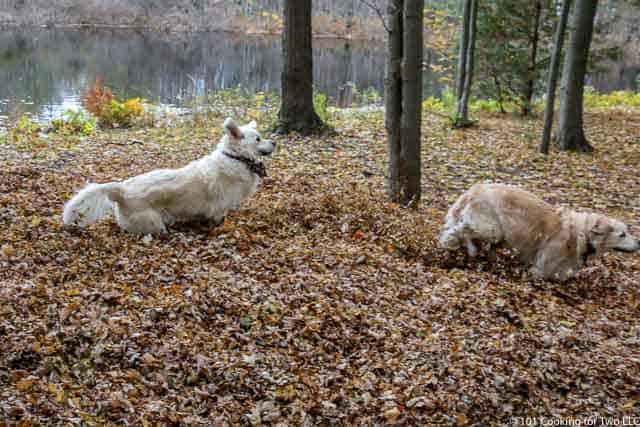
[{"left": 0, "top": 22, "right": 385, "bottom": 42}]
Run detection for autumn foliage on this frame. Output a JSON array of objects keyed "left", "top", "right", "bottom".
[
  {"left": 2, "top": 107, "right": 640, "bottom": 423},
  {"left": 82, "top": 79, "right": 144, "bottom": 128},
  {"left": 81, "top": 79, "right": 114, "bottom": 117}
]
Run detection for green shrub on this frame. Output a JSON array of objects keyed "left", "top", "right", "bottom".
[
  {"left": 469, "top": 98, "right": 504, "bottom": 113},
  {"left": 313, "top": 91, "right": 329, "bottom": 123},
  {"left": 422, "top": 95, "right": 447, "bottom": 113},
  {"left": 9, "top": 116, "right": 41, "bottom": 145},
  {"left": 583, "top": 88, "right": 640, "bottom": 108},
  {"left": 82, "top": 80, "right": 145, "bottom": 128},
  {"left": 440, "top": 87, "right": 457, "bottom": 112},
  {"left": 51, "top": 109, "right": 96, "bottom": 135},
  {"left": 14, "top": 115, "right": 40, "bottom": 136},
  {"left": 99, "top": 98, "right": 145, "bottom": 128}
]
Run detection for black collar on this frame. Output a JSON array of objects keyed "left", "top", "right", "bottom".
[
  {"left": 223, "top": 152, "right": 266, "bottom": 178},
  {"left": 582, "top": 240, "right": 597, "bottom": 265}
]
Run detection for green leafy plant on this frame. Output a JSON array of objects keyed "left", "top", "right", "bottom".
[
  {"left": 9, "top": 115, "right": 41, "bottom": 145},
  {"left": 99, "top": 98, "right": 145, "bottom": 128},
  {"left": 14, "top": 115, "right": 40, "bottom": 136},
  {"left": 422, "top": 87, "right": 457, "bottom": 120},
  {"left": 51, "top": 109, "right": 97, "bottom": 135},
  {"left": 313, "top": 91, "right": 329, "bottom": 123},
  {"left": 469, "top": 98, "right": 506, "bottom": 113},
  {"left": 440, "top": 87, "right": 457, "bottom": 112},
  {"left": 422, "top": 96, "right": 447, "bottom": 114},
  {"left": 583, "top": 88, "right": 640, "bottom": 108}
]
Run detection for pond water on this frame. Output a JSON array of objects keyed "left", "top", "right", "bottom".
[
  {"left": 0, "top": 29, "right": 388, "bottom": 124},
  {"left": 0, "top": 28, "right": 637, "bottom": 124}
]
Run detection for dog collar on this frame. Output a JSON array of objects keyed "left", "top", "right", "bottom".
[{"left": 223, "top": 152, "right": 266, "bottom": 178}]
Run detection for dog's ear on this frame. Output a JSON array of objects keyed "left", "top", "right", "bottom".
[
  {"left": 224, "top": 118, "right": 244, "bottom": 140},
  {"left": 247, "top": 120, "right": 257, "bottom": 129},
  {"left": 591, "top": 217, "right": 613, "bottom": 235}
]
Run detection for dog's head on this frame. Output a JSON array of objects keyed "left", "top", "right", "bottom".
[
  {"left": 589, "top": 215, "right": 640, "bottom": 254},
  {"left": 220, "top": 118, "right": 276, "bottom": 158}
]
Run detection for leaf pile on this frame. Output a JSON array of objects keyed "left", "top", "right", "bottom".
[{"left": 1, "top": 109, "right": 639, "bottom": 425}]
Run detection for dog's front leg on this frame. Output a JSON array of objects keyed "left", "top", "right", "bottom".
[
  {"left": 463, "top": 237, "right": 478, "bottom": 257},
  {"left": 486, "top": 243, "right": 498, "bottom": 262}
]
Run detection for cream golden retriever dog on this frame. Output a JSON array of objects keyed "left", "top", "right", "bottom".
[
  {"left": 439, "top": 183, "right": 640, "bottom": 280},
  {"left": 63, "top": 118, "right": 275, "bottom": 235}
]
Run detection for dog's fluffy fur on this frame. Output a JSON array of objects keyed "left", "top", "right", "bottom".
[
  {"left": 439, "top": 183, "right": 640, "bottom": 280},
  {"left": 63, "top": 118, "right": 275, "bottom": 234}
]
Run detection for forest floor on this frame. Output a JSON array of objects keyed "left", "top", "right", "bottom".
[{"left": 1, "top": 108, "right": 639, "bottom": 425}]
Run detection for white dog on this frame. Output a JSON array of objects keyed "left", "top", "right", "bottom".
[
  {"left": 439, "top": 183, "right": 640, "bottom": 280},
  {"left": 63, "top": 118, "right": 275, "bottom": 234}
]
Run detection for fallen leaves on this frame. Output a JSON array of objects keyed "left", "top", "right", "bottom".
[
  {"left": 1, "top": 244, "right": 14, "bottom": 258},
  {"left": 0, "top": 109, "right": 639, "bottom": 424}
]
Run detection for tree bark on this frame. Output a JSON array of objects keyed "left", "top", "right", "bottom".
[
  {"left": 276, "top": 0, "right": 324, "bottom": 135},
  {"left": 400, "top": 0, "right": 423, "bottom": 203},
  {"left": 455, "top": 0, "right": 477, "bottom": 127},
  {"left": 386, "top": 0, "right": 404, "bottom": 202},
  {"left": 386, "top": 0, "right": 423, "bottom": 205},
  {"left": 522, "top": 0, "right": 542, "bottom": 116},
  {"left": 459, "top": 0, "right": 478, "bottom": 126},
  {"left": 540, "top": 0, "right": 572, "bottom": 154},
  {"left": 455, "top": 0, "right": 471, "bottom": 104},
  {"left": 555, "top": 0, "right": 598, "bottom": 152}
]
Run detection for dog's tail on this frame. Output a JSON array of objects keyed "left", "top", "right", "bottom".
[{"left": 63, "top": 182, "right": 124, "bottom": 227}]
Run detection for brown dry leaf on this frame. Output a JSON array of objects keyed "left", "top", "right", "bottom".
[
  {"left": 1, "top": 108, "right": 639, "bottom": 425},
  {"left": 457, "top": 414, "right": 468, "bottom": 426},
  {"left": 15, "top": 378, "right": 36, "bottom": 392}
]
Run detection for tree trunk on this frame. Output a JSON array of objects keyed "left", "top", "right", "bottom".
[
  {"left": 387, "top": 0, "right": 404, "bottom": 202},
  {"left": 276, "top": 0, "right": 324, "bottom": 135},
  {"left": 493, "top": 74, "right": 506, "bottom": 113},
  {"left": 522, "top": 0, "right": 542, "bottom": 116},
  {"left": 540, "top": 0, "right": 572, "bottom": 154},
  {"left": 386, "top": 0, "right": 423, "bottom": 206},
  {"left": 455, "top": 0, "right": 471, "bottom": 103},
  {"left": 400, "top": 0, "right": 423, "bottom": 203},
  {"left": 555, "top": 0, "right": 598, "bottom": 152},
  {"left": 454, "top": 0, "right": 477, "bottom": 128}
]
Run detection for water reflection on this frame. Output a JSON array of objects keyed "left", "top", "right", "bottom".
[{"left": 0, "top": 29, "right": 386, "bottom": 123}]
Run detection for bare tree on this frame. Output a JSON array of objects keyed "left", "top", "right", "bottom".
[
  {"left": 522, "top": 0, "right": 542, "bottom": 116},
  {"left": 453, "top": 0, "right": 478, "bottom": 128},
  {"left": 276, "top": 0, "right": 324, "bottom": 134},
  {"left": 540, "top": 0, "right": 572, "bottom": 154},
  {"left": 555, "top": 0, "right": 598, "bottom": 152},
  {"left": 386, "top": 0, "right": 424, "bottom": 205}
]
